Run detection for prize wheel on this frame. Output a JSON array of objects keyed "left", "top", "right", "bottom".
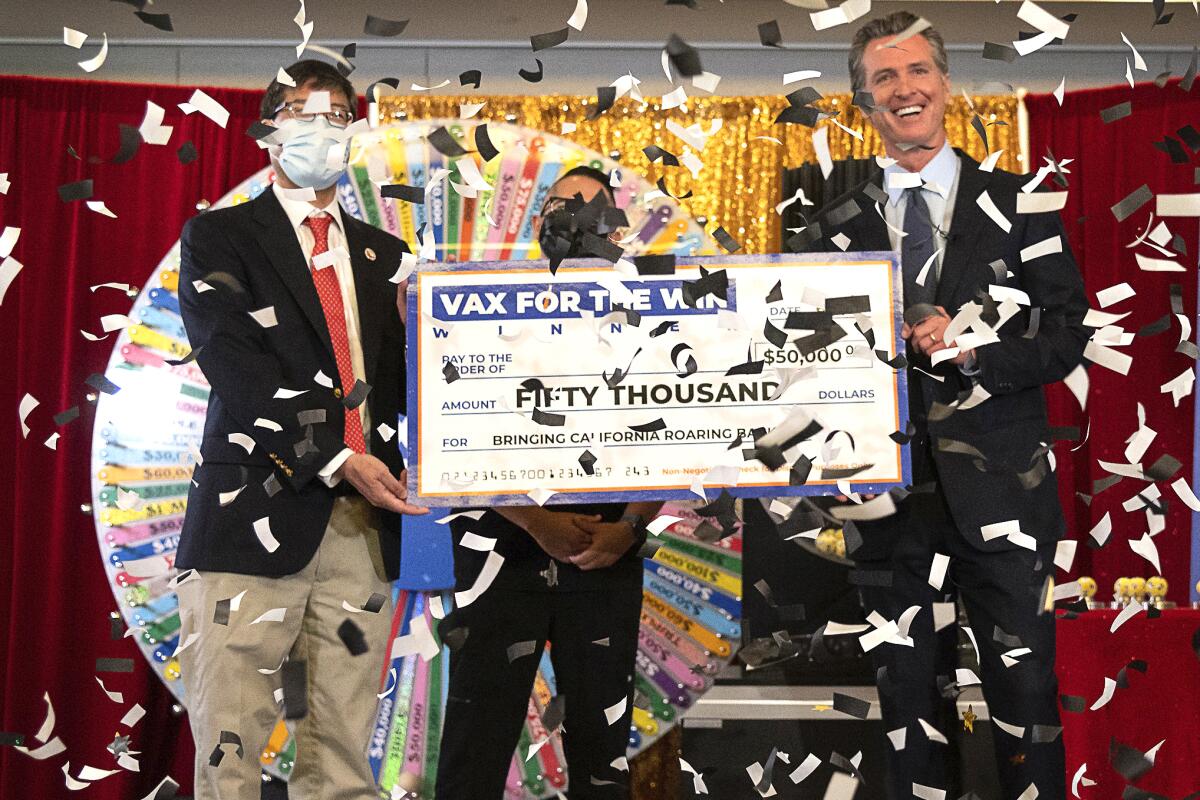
[{"left": 90, "top": 120, "right": 742, "bottom": 799}]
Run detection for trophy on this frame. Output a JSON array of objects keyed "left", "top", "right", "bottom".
[
  {"left": 1077, "top": 576, "right": 1097, "bottom": 610},
  {"left": 1146, "top": 576, "right": 1171, "bottom": 609},
  {"left": 1128, "top": 577, "right": 1147, "bottom": 606},
  {"left": 1112, "top": 577, "right": 1132, "bottom": 609}
]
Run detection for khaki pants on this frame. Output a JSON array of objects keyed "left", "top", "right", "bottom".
[{"left": 178, "top": 497, "right": 395, "bottom": 800}]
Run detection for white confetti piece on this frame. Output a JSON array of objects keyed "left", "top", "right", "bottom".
[
  {"left": 691, "top": 71, "right": 721, "bottom": 93},
  {"left": 784, "top": 69, "right": 822, "bottom": 84},
  {"left": 812, "top": 125, "right": 834, "bottom": 179},
  {"left": 927, "top": 553, "right": 950, "bottom": 590},
  {"left": 912, "top": 783, "right": 946, "bottom": 800},
  {"left": 918, "top": 718, "right": 948, "bottom": 744},
  {"left": 459, "top": 531, "right": 497, "bottom": 551},
  {"left": 137, "top": 101, "right": 173, "bottom": 145},
  {"left": 1054, "top": 539, "right": 1077, "bottom": 572},
  {"left": 1016, "top": 192, "right": 1068, "bottom": 214},
  {"left": 0, "top": 226, "right": 20, "bottom": 258},
  {"left": 390, "top": 614, "right": 441, "bottom": 661},
  {"left": 249, "top": 607, "right": 288, "bottom": 625},
  {"left": 527, "top": 487, "right": 556, "bottom": 506},
  {"left": 1128, "top": 532, "right": 1162, "bottom": 574},
  {"left": 1109, "top": 601, "right": 1143, "bottom": 633},
  {"left": 86, "top": 200, "right": 117, "bottom": 218},
  {"left": 120, "top": 703, "right": 146, "bottom": 728},
  {"left": 1089, "top": 677, "right": 1118, "bottom": 710},
  {"left": 249, "top": 306, "right": 278, "bottom": 328},
  {"left": 1020, "top": 234, "right": 1063, "bottom": 262},
  {"left": 566, "top": 0, "right": 588, "bottom": 30},
  {"left": 886, "top": 727, "right": 907, "bottom": 750},
  {"left": 78, "top": 33, "right": 108, "bottom": 73},
  {"left": 0, "top": 255, "right": 25, "bottom": 305},
  {"left": 993, "top": 717, "right": 1027, "bottom": 737},
  {"left": 63, "top": 27, "right": 88, "bottom": 48},
  {"left": 18, "top": 392, "right": 38, "bottom": 438},
  {"left": 1120, "top": 32, "right": 1147, "bottom": 71},
  {"left": 454, "top": 549, "right": 503, "bottom": 607},
  {"left": 253, "top": 517, "right": 280, "bottom": 553}
]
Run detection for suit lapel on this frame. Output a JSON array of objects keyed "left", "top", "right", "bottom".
[
  {"left": 251, "top": 190, "right": 335, "bottom": 361},
  {"left": 343, "top": 217, "right": 385, "bottom": 390},
  {"left": 935, "top": 149, "right": 991, "bottom": 308},
  {"left": 841, "top": 167, "right": 891, "bottom": 252}
]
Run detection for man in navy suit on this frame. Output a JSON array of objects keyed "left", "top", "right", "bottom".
[
  {"left": 175, "top": 60, "right": 426, "bottom": 800},
  {"left": 795, "top": 13, "right": 1087, "bottom": 799}
]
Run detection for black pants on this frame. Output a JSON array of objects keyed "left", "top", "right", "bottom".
[
  {"left": 854, "top": 490, "right": 1065, "bottom": 800},
  {"left": 434, "top": 585, "right": 643, "bottom": 799}
]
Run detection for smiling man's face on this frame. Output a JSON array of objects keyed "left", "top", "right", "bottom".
[{"left": 861, "top": 33, "right": 951, "bottom": 158}]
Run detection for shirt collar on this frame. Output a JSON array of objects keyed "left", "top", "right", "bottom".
[
  {"left": 883, "top": 140, "right": 957, "bottom": 206},
  {"left": 272, "top": 181, "right": 345, "bottom": 235}
]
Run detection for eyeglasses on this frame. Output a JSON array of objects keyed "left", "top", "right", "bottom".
[{"left": 273, "top": 101, "right": 354, "bottom": 128}]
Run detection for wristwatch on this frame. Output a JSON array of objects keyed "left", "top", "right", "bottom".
[{"left": 620, "top": 512, "right": 649, "bottom": 551}]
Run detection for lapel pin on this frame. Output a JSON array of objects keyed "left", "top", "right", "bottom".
[{"left": 364, "top": 247, "right": 377, "bottom": 261}]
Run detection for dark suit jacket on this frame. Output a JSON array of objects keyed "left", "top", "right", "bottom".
[
  {"left": 176, "top": 188, "right": 409, "bottom": 579},
  {"left": 795, "top": 149, "right": 1089, "bottom": 550}
]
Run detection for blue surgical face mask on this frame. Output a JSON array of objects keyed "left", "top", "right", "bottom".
[{"left": 274, "top": 117, "right": 349, "bottom": 190}]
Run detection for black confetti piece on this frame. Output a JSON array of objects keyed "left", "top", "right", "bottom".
[
  {"left": 96, "top": 657, "right": 135, "bottom": 672},
  {"left": 1110, "top": 738, "right": 1155, "bottom": 781},
  {"left": 1145, "top": 454, "right": 1182, "bottom": 481},
  {"left": 586, "top": 85, "right": 617, "bottom": 120},
  {"left": 177, "top": 141, "right": 198, "bottom": 165},
  {"left": 765, "top": 280, "right": 783, "bottom": 304},
  {"left": 634, "top": 254, "right": 675, "bottom": 275},
  {"left": 832, "top": 692, "right": 871, "bottom": 719},
  {"left": 427, "top": 127, "right": 467, "bottom": 158},
  {"left": 1060, "top": 693, "right": 1087, "bottom": 712},
  {"left": 362, "top": 593, "right": 387, "bottom": 613},
  {"left": 363, "top": 15, "right": 409, "bottom": 36},
  {"left": 459, "top": 69, "right": 482, "bottom": 88},
  {"left": 711, "top": 226, "right": 741, "bottom": 253},
  {"left": 443, "top": 362, "right": 460, "bottom": 383},
  {"left": 213, "top": 597, "right": 232, "bottom": 626},
  {"left": 531, "top": 27, "right": 569, "bottom": 52},
  {"left": 578, "top": 449, "right": 597, "bottom": 475},
  {"left": 364, "top": 77, "right": 400, "bottom": 104},
  {"left": 757, "top": 19, "right": 783, "bottom": 48},
  {"left": 1183, "top": 47, "right": 1199, "bottom": 91},
  {"left": 774, "top": 104, "right": 826, "bottom": 127},
  {"left": 971, "top": 114, "right": 990, "bottom": 154},
  {"left": 755, "top": 746, "right": 779, "bottom": 793},
  {"left": 110, "top": 613, "right": 124, "bottom": 639},
  {"left": 1101, "top": 102, "right": 1133, "bottom": 124},
  {"left": 982, "top": 42, "right": 1018, "bottom": 62},
  {"left": 337, "top": 619, "right": 369, "bottom": 655},
  {"left": 475, "top": 124, "right": 500, "bottom": 162},
  {"left": 207, "top": 730, "right": 244, "bottom": 766},
  {"left": 531, "top": 407, "right": 566, "bottom": 427},
  {"left": 829, "top": 750, "right": 868, "bottom": 784},
  {"left": 381, "top": 183, "right": 425, "bottom": 204},
  {"left": 506, "top": 640, "right": 539, "bottom": 662},
  {"left": 296, "top": 408, "right": 325, "bottom": 426},
  {"left": 134, "top": 11, "right": 173, "bottom": 31},
  {"left": 629, "top": 418, "right": 667, "bottom": 433},
  {"left": 725, "top": 358, "right": 764, "bottom": 376},
  {"left": 848, "top": 568, "right": 893, "bottom": 587},
  {"left": 0, "top": 733, "right": 25, "bottom": 747},
  {"left": 519, "top": 58, "right": 545, "bottom": 83},
  {"left": 789, "top": 455, "right": 813, "bottom": 486},
  {"left": 109, "top": 124, "right": 142, "bottom": 164},
  {"left": 763, "top": 319, "right": 788, "bottom": 348},
  {"left": 342, "top": 379, "right": 371, "bottom": 409},
  {"left": 665, "top": 34, "right": 703, "bottom": 77},
  {"left": 58, "top": 179, "right": 93, "bottom": 202},
  {"left": 1153, "top": 136, "right": 1189, "bottom": 164},
  {"left": 643, "top": 145, "right": 680, "bottom": 167},
  {"left": 784, "top": 89, "right": 824, "bottom": 110},
  {"left": 53, "top": 406, "right": 80, "bottom": 426},
  {"left": 541, "top": 694, "right": 567, "bottom": 731},
  {"left": 245, "top": 121, "right": 276, "bottom": 141},
  {"left": 282, "top": 660, "right": 308, "bottom": 719}
]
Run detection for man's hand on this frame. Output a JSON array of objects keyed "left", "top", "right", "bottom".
[
  {"left": 568, "top": 517, "right": 637, "bottom": 571},
  {"left": 336, "top": 455, "right": 429, "bottom": 515},
  {"left": 526, "top": 511, "right": 595, "bottom": 562},
  {"left": 903, "top": 305, "right": 974, "bottom": 366}
]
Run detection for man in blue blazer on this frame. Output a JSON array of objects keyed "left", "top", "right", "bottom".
[{"left": 175, "top": 60, "right": 426, "bottom": 799}]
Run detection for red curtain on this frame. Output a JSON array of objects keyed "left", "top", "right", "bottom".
[
  {"left": 1028, "top": 80, "right": 1198, "bottom": 602},
  {"left": 0, "top": 74, "right": 270, "bottom": 800}
]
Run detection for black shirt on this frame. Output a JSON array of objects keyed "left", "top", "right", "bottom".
[{"left": 450, "top": 503, "right": 643, "bottom": 592}]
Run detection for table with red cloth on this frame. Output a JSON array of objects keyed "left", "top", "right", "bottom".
[{"left": 1056, "top": 608, "right": 1200, "bottom": 798}]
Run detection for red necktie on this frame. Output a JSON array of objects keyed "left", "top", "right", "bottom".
[{"left": 304, "top": 213, "right": 367, "bottom": 454}]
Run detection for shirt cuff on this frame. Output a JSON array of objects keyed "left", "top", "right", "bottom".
[
  {"left": 958, "top": 351, "right": 981, "bottom": 377},
  {"left": 318, "top": 448, "right": 355, "bottom": 487}
]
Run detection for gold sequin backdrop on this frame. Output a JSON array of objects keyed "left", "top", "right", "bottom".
[{"left": 377, "top": 94, "right": 1021, "bottom": 254}]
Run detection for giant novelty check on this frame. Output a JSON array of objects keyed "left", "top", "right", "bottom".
[{"left": 406, "top": 253, "right": 909, "bottom": 506}]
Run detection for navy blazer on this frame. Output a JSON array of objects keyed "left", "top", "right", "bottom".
[
  {"left": 796, "top": 149, "right": 1089, "bottom": 550},
  {"left": 176, "top": 187, "right": 409, "bottom": 579}
]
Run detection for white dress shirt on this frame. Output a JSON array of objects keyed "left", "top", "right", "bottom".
[
  {"left": 271, "top": 183, "right": 369, "bottom": 484},
  {"left": 881, "top": 141, "right": 979, "bottom": 374},
  {"left": 882, "top": 140, "right": 961, "bottom": 284}
]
